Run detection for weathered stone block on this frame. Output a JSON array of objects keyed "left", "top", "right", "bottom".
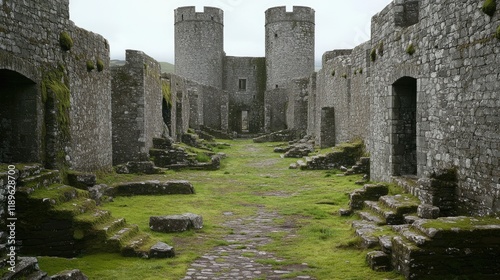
[
  {"left": 149, "top": 242, "right": 175, "bottom": 258},
  {"left": 149, "top": 213, "right": 203, "bottom": 233},
  {"left": 106, "top": 180, "right": 195, "bottom": 196},
  {"left": 417, "top": 204, "right": 440, "bottom": 219},
  {"left": 67, "top": 171, "right": 96, "bottom": 189},
  {"left": 366, "top": 251, "right": 391, "bottom": 272},
  {"left": 51, "top": 269, "right": 88, "bottom": 280}
]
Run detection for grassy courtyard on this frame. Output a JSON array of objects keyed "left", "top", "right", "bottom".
[{"left": 38, "top": 139, "right": 403, "bottom": 280}]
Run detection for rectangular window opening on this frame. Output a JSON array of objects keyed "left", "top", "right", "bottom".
[{"left": 239, "top": 79, "right": 247, "bottom": 91}]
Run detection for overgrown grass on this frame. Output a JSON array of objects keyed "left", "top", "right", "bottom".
[{"left": 38, "top": 139, "right": 403, "bottom": 279}]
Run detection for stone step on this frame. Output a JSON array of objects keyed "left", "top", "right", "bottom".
[
  {"left": 96, "top": 218, "right": 128, "bottom": 238},
  {"left": 120, "top": 233, "right": 152, "bottom": 257},
  {"left": 18, "top": 170, "right": 61, "bottom": 191},
  {"left": 351, "top": 221, "right": 384, "bottom": 248},
  {"left": 153, "top": 137, "right": 174, "bottom": 149},
  {"left": 392, "top": 224, "right": 431, "bottom": 247},
  {"left": 106, "top": 225, "right": 140, "bottom": 251},
  {"left": 379, "top": 194, "right": 419, "bottom": 216},
  {"left": 357, "top": 211, "right": 386, "bottom": 225},
  {"left": 363, "top": 201, "right": 405, "bottom": 225},
  {"left": 26, "top": 184, "right": 87, "bottom": 206},
  {"left": 16, "top": 164, "right": 44, "bottom": 179},
  {"left": 49, "top": 197, "right": 97, "bottom": 220},
  {"left": 73, "top": 209, "right": 113, "bottom": 232}
]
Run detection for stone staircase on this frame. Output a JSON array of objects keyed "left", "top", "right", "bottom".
[
  {"left": 347, "top": 181, "right": 500, "bottom": 279},
  {"left": 12, "top": 164, "right": 170, "bottom": 259},
  {"left": 289, "top": 141, "right": 365, "bottom": 171},
  {"left": 149, "top": 137, "right": 221, "bottom": 170}
]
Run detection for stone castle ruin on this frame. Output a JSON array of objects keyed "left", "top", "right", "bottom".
[{"left": 1, "top": 0, "right": 500, "bottom": 278}]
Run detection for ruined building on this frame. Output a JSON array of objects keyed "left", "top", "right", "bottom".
[
  {"left": 174, "top": 5, "right": 315, "bottom": 134},
  {"left": 174, "top": 1, "right": 500, "bottom": 216},
  {"left": 1, "top": 0, "right": 500, "bottom": 278}
]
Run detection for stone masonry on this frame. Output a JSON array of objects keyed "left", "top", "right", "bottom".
[{"left": 306, "top": 0, "right": 500, "bottom": 216}]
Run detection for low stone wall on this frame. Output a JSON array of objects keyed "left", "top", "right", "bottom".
[{"left": 105, "top": 180, "right": 195, "bottom": 196}]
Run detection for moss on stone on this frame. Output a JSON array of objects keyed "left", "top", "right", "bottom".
[
  {"left": 359, "top": 68, "right": 363, "bottom": 74},
  {"left": 96, "top": 58, "right": 104, "bottom": 72},
  {"left": 342, "top": 73, "right": 348, "bottom": 79},
  {"left": 496, "top": 25, "right": 500, "bottom": 40},
  {"left": 59, "top": 31, "right": 73, "bottom": 51},
  {"left": 42, "top": 64, "right": 71, "bottom": 139},
  {"left": 406, "top": 43, "right": 416, "bottom": 55},
  {"left": 162, "top": 80, "right": 172, "bottom": 107},
  {"left": 370, "top": 48, "right": 377, "bottom": 62},
  {"left": 482, "top": 0, "right": 497, "bottom": 17},
  {"left": 377, "top": 41, "right": 384, "bottom": 56},
  {"left": 86, "top": 60, "right": 95, "bottom": 72}
]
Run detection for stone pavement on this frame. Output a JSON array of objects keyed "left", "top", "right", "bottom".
[{"left": 182, "top": 208, "right": 315, "bottom": 280}]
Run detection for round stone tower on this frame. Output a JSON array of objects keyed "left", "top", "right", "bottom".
[
  {"left": 265, "top": 6, "right": 315, "bottom": 90},
  {"left": 174, "top": 6, "right": 224, "bottom": 89}
]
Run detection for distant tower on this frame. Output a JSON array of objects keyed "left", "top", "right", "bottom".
[
  {"left": 265, "top": 6, "right": 315, "bottom": 90},
  {"left": 174, "top": 6, "right": 224, "bottom": 89}
]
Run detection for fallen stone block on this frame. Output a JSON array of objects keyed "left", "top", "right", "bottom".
[
  {"left": 51, "top": 269, "right": 88, "bottom": 280},
  {"left": 106, "top": 180, "right": 195, "bottom": 196},
  {"left": 150, "top": 213, "right": 203, "bottom": 233},
  {"left": 149, "top": 242, "right": 176, "bottom": 258}
]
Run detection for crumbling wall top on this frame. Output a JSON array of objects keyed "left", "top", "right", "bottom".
[
  {"left": 265, "top": 6, "right": 315, "bottom": 26},
  {"left": 174, "top": 6, "right": 223, "bottom": 25}
]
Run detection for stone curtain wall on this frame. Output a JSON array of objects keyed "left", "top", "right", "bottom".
[
  {"left": 111, "top": 50, "right": 163, "bottom": 165},
  {"left": 317, "top": 0, "right": 500, "bottom": 215},
  {"left": 66, "top": 27, "right": 112, "bottom": 171},
  {"left": 224, "top": 57, "right": 266, "bottom": 133},
  {"left": 174, "top": 7, "right": 224, "bottom": 89},
  {"left": 166, "top": 74, "right": 190, "bottom": 139},
  {"left": 286, "top": 77, "right": 309, "bottom": 133},
  {"left": 0, "top": 0, "right": 112, "bottom": 171}
]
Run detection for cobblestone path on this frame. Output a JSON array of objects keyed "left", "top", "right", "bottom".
[{"left": 182, "top": 208, "right": 315, "bottom": 280}]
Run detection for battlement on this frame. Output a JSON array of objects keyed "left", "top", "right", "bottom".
[
  {"left": 174, "top": 6, "right": 223, "bottom": 25},
  {"left": 265, "top": 6, "right": 315, "bottom": 26}
]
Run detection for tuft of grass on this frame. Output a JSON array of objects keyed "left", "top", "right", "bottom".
[
  {"left": 86, "top": 60, "right": 95, "bottom": 72},
  {"left": 406, "top": 43, "right": 416, "bottom": 55},
  {"left": 96, "top": 58, "right": 105, "bottom": 72},
  {"left": 370, "top": 48, "right": 377, "bottom": 62},
  {"left": 482, "top": 0, "right": 497, "bottom": 17},
  {"left": 195, "top": 153, "right": 211, "bottom": 163},
  {"left": 59, "top": 31, "right": 73, "bottom": 51}
]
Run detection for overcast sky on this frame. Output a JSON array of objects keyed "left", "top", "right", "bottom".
[{"left": 69, "top": 0, "right": 392, "bottom": 67}]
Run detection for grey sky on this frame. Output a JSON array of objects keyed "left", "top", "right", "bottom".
[{"left": 69, "top": 0, "right": 392, "bottom": 66}]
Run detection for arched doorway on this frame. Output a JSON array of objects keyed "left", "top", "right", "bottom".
[
  {"left": 391, "top": 76, "right": 417, "bottom": 176},
  {"left": 0, "top": 69, "right": 40, "bottom": 163}
]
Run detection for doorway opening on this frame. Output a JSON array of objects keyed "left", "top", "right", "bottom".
[
  {"left": 241, "top": 110, "right": 249, "bottom": 133},
  {"left": 0, "top": 69, "right": 39, "bottom": 163},
  {"left": 391, "top": 76, "right": 417, "bottom": 176}
]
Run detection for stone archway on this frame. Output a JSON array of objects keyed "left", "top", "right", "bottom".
[
  {"left": 0, "top": 69, "right": 41, "bottom": 163},
  {"left": 391, "top": 76, "right": 417, "bottom": 176}
]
